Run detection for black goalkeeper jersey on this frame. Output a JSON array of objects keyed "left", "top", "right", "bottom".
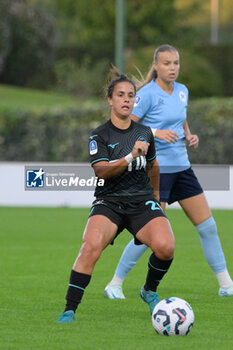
[{"left": 89, "top": 119, "right": 156, "bottom": 198}]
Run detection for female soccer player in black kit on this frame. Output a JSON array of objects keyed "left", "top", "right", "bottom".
[{"left": 57, "top": 70, "right": 175, "bottom": 323}]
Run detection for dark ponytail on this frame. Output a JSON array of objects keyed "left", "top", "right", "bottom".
[{"left": 107, "top": 65, "right": 136, "bottom": 98}]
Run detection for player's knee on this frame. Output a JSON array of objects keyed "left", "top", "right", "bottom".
[
  {"left": 152, "top": 238, "right": 174, "bottom": 260},
  {"left": 162, "top": 242, "right": 175, "bottom": 260},
  {"left": 79, "top": 241, "right": 102, "bottom": 264}
]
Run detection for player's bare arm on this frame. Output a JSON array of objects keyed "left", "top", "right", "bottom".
[
  {"left": 183, "top": 121, "right": 199, "bottom": 148},
  {"left": 147, "top": 158, "right": 160, "bottom": 201},
  {"left": 93, "top": 140, "right": 149, "bottom": 180}
]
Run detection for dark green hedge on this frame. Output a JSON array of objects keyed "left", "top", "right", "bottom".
[
  {"left": 187, "top": 97, "right": 233, "bottom": 164},
  {"left": 0, "top": 98, "right": 232, "bottom": 164},
  {"left": 0, "top": 103, "right": 107, "bottom": 162}
]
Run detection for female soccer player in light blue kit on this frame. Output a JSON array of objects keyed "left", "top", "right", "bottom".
[{"left": 105, "top": 44, "right": 233, "bottom": 299}]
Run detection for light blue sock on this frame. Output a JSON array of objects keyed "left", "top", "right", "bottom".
[
  {"left": 115, "top": 239, "right": 148, "bottom": 279},
  {"left": 196, "top": 216, "right": 226, "bottom": 273}
]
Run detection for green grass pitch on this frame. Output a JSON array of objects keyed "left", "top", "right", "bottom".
[{"left": 1, "top": 207, "right": 233, "bottom": 350}]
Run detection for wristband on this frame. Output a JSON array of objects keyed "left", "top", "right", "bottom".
[
  {"left": 124, "top": 152, "right": 134, "bottom": 164},
  {"left": 151, "top": 128, "right": 157, "bottom": 136}
]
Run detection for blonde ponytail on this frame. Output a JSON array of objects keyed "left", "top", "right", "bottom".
[{"left": 133, "top": 44, "right": 178, "bottom": 91}]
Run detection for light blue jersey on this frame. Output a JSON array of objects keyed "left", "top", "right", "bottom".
[{"left": 132, "top": 80, "right": 190, "bottom": 173}]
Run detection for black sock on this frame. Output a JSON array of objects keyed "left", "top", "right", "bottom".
[
  {"left": 64, "top": 270, "right": 91, "bottom": 312},
  {"left": 144, "top": 253, "right": 173, "bottom": 292}
]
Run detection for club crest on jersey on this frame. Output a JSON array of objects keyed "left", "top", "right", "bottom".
[
  {"left": 90, "top": 140, "right": 98, "bottom": 155},
  {"left": 134, "top": 95, "right": 141, "bottom": 107},
  {"left": 179, "top": 91, "right": 186, "bottom": 103}
]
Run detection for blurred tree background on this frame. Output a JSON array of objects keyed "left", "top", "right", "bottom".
[{"left": 0, "top": 0, "right": 232, "bottom": 162}]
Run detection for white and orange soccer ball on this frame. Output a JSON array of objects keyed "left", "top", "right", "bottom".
[{"left": 152, "top": 297, "right": 194, "bottom": 336}]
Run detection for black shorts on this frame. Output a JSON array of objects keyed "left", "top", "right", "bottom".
[
  {"left": 160, "top": 167, "right": 203, "bottom": 204},
  {"left": 89, "top": 195, "right": 166, "bottom": 244}
]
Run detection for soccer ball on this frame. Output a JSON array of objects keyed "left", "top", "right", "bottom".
[{"left": 152, "top": 297, "right": 194, "bottom": 336}]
